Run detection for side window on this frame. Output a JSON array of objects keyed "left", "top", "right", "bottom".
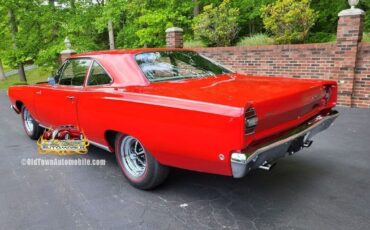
[
  {"left": 59, "top": 59, "right": 92, "bottom": 86},
  {"left": 87, "top": 61, "right": 112, "bottom": 86}
]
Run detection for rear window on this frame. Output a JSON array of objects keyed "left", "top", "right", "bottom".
[{"left": 135, "top": 51, "right": 231, "bottom": 82}]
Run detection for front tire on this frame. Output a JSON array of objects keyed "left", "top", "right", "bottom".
[
  {"left": 115, "top": 134, "right": 169, "bottom": 190},
  {"left": 21, "top": 106, "right": 44, "bottom": 140}
]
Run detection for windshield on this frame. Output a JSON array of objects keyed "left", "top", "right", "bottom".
[{"left": 135, "top": 51, "right": 232, "bottom": 82}]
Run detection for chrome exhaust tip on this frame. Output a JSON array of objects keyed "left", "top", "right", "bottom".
[
  {"left": 303, "top": 140, "right": 313, "bottom": 148},
  {"left": 258, "top": 161, "right": 276, "bottom": 171}
]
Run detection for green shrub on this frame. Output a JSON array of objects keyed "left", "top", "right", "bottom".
[
  {"left": 184, "top": 40, "right": 206, "bottom": 48},
  {"left": 306, "top": 32, "right": 336, "bottom": 43},
  {"left": 193, "top": 0, "right": 240, "bottom": 47},
  {"left": 363, "top": 33, "right": 370, "bottom": 43},
  {"left": 237, "top": 34, "right": 274, "bottom": 46},
  {"left": 261, "top": 0, "right": 318, "bottom": 44}
]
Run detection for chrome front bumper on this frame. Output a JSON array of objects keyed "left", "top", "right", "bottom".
[{"left": 231, "top": 110, "right": 339, "bottom": 178}]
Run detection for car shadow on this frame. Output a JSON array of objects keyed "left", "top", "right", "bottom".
[{"left": 85, "top": 145, "right": 326, "bottom": 227}]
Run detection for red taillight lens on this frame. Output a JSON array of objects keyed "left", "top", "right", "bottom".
[{"left": 245, "top": 108, "right": 258, "bottom": 134}]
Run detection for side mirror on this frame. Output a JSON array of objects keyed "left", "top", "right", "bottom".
[{"left": 47, "top": 76, "right": 56, "bottom": 86}]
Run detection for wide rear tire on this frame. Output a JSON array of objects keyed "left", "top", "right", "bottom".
[
  {"left": 21, "top": 106, "right": 44, "bottom": 140},
  {"left": 115, "top": 134, "right": 169, "bottom": 190}
]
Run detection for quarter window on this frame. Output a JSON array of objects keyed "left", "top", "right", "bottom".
[
  {"left": 87, "top": 61, "right": 112, "bottom": 86},
  {"left": 59, "top": 59, "right": 92, "bottom": 86}
]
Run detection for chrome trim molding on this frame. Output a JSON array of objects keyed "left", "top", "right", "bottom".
[
  {"left": 89, "top": 140, "right": 112, "bottom": 152},
  {"left": 231, "top": 110, "right": 339, "bottom": 178},
  {"left": 10, "top": 105, "right": 20, "bottom": 114}
]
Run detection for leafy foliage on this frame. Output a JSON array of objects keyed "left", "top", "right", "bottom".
[
  {"left": 306, "top": 32, "right": 336, "bottom": 43},
  {"left": 193, "top": 0, "right": 240, "bottom": 47},
  {"left": 364, "top": 33, "right": 370, "bottom": 43},
  {"left": 112, "top": 0, "right": 192, "bottom": 48},
  {"left": 184, "top": 40, "right": 206, "bottom": 48},
  {"left": 0, "top": 0, "right": 368, "bottom": 77},
  {"left": 261, "top": 0, "right": 318, "bottom": 44},
  {"left": 237, "top": 34, "right": 274, "bottom": 46}
]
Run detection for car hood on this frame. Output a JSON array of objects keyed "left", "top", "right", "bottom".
[{"left": 127, "top": 73, "right": 330, "bottom": 108}]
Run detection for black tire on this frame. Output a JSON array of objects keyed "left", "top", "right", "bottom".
[
  {"left": 115, "top": 134, "right": 169, "bottom": 190},
  {"left": 21, "top": 106, "right": 44, "bottom": 140}
]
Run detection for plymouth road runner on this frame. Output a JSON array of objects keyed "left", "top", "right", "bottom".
[{"left": 8, "top": 49, "right": 339, "bottom": 189}]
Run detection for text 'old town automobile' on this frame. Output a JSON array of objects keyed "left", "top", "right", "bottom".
[{"left": 8, "top": 49, "right": 339, "bottom": 189}]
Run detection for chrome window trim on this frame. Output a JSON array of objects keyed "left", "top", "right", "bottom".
[{"left": 58, "top": 58, "right": 93, "bottom": 87}]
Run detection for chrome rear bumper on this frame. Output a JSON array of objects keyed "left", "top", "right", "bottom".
[{"left": 231, "top": 110, "right": 339, "bottom": 178}]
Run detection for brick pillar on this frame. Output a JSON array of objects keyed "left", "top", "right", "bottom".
[
  {"left": 60, "top": 37, "right": 76, "bottom": 63},
  {"left": 165, "top": 27, "right": 183, "bottom": 48},
  {"left": 334, "top": 5, "right": 365, "bottom": 107}
]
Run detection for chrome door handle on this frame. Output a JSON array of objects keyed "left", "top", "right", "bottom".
[
  {"left": 66, "top": 96, "right": 75, "bottom": 100},
  {"left": 35, "top": 91, "right": 42, "bottom": 95}
]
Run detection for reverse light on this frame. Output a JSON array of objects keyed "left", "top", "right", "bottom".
[{"left": 245, "top": 107, "right": 258, "bottom": 134}]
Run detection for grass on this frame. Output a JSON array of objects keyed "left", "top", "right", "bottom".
[
  {"left": 184, "top": 40, "right": 206, "bottom": 48},
  {"left": 0, "top": 67, "right": 50, "bottom": 91},
  {"left": 236, "top": 34, "right": 275, "bottom": 46},
  {"left": 364, "top": 32, "right": 370, "bottom": 42}
]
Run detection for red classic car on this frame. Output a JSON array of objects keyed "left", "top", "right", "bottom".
[
  {"left": 42, "top": 125, "right": 84, "bottom": 141},
  {"left": 8, "top": 48, "right": 338, "bottom": 189}
]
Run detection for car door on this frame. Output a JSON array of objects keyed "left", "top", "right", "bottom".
[{"left": 35, "top": 58, "right": 92, "bottom": 128}]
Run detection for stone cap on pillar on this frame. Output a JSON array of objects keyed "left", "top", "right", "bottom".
[
  {"left": 60, "top": 37, "right": 76, "bottom": 55},
  {"left": 338, "top": 0, "right": 365, "bottom": 16},
  {"left": 165, "top": 27, "right": 184, "bottom": 33}
]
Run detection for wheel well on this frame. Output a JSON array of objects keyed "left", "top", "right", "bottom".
[
  {"left": 15, "top": 101, "right": 23, "bottom": 112},
  {"left": 105, "top": 130, "right": 120, "bottom": 151}
]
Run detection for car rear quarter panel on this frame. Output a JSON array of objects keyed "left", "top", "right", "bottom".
[{"left": 77, "top": 89, "right": 245, "bottom": 176}]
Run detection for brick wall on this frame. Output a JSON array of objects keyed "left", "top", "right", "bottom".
[
  {"left": 353, "top": 43, "right": 370, "bottom": 108},
  {"left": 193, "top": 44, "right": 336, "bottom": 80}
]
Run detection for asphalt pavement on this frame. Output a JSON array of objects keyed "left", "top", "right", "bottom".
[{"left": 0, "top": 91, "right": 369, "bottom": 230}]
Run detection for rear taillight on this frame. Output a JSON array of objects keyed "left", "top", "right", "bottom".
[
  {"left": 245, "top": 107, "right": 258, "bottom": 134},
  {"left": 324, "top": 85, "right": 332, "bottom": 105}
]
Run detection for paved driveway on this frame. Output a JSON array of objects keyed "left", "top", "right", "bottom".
[{"left": 0, "top": 91, "right": 369, "bottom": 230}]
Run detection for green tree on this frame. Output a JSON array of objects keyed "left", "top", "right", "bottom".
[
  {"left": 261, "top": 0, "right": 318, "bottom": 44},
  {"left": 116, "top": 0, "right": 192, "bottom": 48},
  {"left": 231, "top": 0, "right": 274, "bottom": 36},
  {"left": 0, "top": 0, "right": 40, "bottom": 82},
  {"left": 193, "top": 0, "right": 240, "bottom": 47},
  {"left": 35, "top": 0, "right": 106, "bottom": 70}
]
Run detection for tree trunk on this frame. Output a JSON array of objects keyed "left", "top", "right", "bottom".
[
  {"left": 193, "top": 0, "right": 200, "bottom": 16},
  {"left": 18, "top": 63, "right": 27, "bottom": 82},
  {"left": 108, "top": 19, "right": 115, "bottom": 50},
  {"left": 8, "top": 8, "right": 27, "bottom": 82},
  {"left": 48, "top": 0, "right": 58, "bottom": 40},
  {"left": 0, "top": 59, "right": 6, "bottom": 81}
]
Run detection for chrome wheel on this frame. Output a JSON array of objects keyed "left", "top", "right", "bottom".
[
  {"left": 23, "top": 108, "right": 34, "bottom": 134},
  {"left": 120, "top": 136, "right": 147, "bottom": 178}
]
